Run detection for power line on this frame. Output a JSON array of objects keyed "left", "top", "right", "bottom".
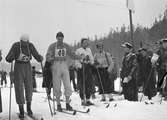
[{"left": 75, "top": 0, "right": 127, "bottom": 11}]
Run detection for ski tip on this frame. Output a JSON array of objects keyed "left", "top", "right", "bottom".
[
  {"left": 106, "top": 104, "right": 110, "bottom": 108},
  {"left": 145, "top": 102, "right": 149, "bottom": 105},
  {"left": 73, "top": 110, "right": 77, "bottom": 115},
  {"left": 87, "top": 108, "right": 90, "bottom": 113},
  {"left": 114, "top": 103, "right": 117, "bottom": 107}
]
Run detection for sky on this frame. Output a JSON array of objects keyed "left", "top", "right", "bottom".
[{"left": 0, "top": 0, "right": 167, "bottom": 59}]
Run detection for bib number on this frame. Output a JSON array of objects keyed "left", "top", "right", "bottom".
[{"left": 55, "top": 48, "right": 66, "bottom": 57}]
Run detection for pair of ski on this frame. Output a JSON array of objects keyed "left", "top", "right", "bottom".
[
  {"left": 17, "top": 113, "right": 43, "bottom": 120},
  {"left": 144, "top": 101, "right": 154, "bottom": 105},
  {"left": 104, "top": 102, "right": 118, "bottom": 108},
  {"left": 53, "top": 108, "right": 90, "bottom": 115}
]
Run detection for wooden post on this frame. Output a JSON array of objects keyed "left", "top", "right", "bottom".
[{"left": 129, "top": 9, "right": 134, "bottom": 47}]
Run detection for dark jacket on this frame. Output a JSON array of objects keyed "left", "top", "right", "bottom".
[
  {"left": 6, "top": 40, "right": 42, "bottom": 63},
  {"left": 120, "top": 52, "right": 137, "bottom": 80}
]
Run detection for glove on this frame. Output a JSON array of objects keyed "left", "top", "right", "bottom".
[
  {"left": 40, "top": 55, "right": 43, "bottom": 62},
  {"left": 85, "top": 55, "right": 90, "bottom": 61},
  {"left": 123, "top": 77, "right": 128, "bottom": 83},
  {"left": 107, "top": 66, "right": 113, "bottom": 73},
  {"left": 123, "top": 76, "right": 132, "bottom": 83}
]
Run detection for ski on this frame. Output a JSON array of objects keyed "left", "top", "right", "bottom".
[
  {"left": 25, "top": 113, "right": 43, "bottom": 120},
  {"left": 55, "top": 109, "right": 77, "bottom": 115},
  {"left": 73, "top": 108, "right": 90, "bottom": 114},
  {"left": 144, "top": 101, "right": 154, "bottom": 105},
  {"left": 16, "top": 113, "right": 29, "bottom": 120}
]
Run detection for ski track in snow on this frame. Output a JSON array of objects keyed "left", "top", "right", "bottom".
[{"left": 1, "top": 77, "right": 167, "bottom": 120}]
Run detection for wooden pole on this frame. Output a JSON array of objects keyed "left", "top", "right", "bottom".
[{"left": 129, "top": 9, "right": 134, "bottom": 47}]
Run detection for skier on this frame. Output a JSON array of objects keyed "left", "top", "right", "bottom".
[
  {"left": 46, "top": 32, "right": 80, "bottom": 111},
  {"left": 32, "top": 66, "right": 42, "bottom": 92},
  {"left": 0, "top": 70, "right": 7, "bottom": 87},
  {"left": 155, "top": 38, "right": 167, "bottom": 100},
  {"left": 120, "top": 42, "right": 138, "bottom": 101},
  {"left": 94, "top": 42, "right": 114, "bottom": 101},
  {"left": 0, "top": 50, "right": 2, "bottom": 113},
  {"left": 138, "top": 48, "right": 156, "bottom": 103},
  {"left": 75, "top": 38, "right": 94, "bottom": 106},
  {"left": 6, "top": 34, "right": 43, "bottom": 118}
]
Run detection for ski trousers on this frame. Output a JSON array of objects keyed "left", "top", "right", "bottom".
[
  {"left": 14, "top": 62, "right": 33, "bottom": 105},
  {"left": 52, "top": 61, "right": 72, "bottom": 99}
]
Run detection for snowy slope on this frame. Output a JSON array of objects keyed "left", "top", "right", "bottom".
[{"left": 0, "top": 77, "right": 167, "bottom": 120}]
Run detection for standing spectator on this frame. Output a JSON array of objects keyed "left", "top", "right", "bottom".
[
  {"left": 0, "top": 70, "right": 7, "bottom": 87},
  {"left": 120, "top": 42, "right": 138, "bottom": 101},
  {"left": 32, "top": 66, "right": 42, "bottom": 92},
  {"left": 138, "top": 48, "right": 156, "bottom": 103},
  {"left": 75, "top": 38, "right": 94, "bottom": 106},
  {"left": 94, "top": 42, "right": 114, "bottom": 101}
]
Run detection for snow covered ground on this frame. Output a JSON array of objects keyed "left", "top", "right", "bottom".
[{"left": 0, "top": 77, "right": 167, "bottom": 120}]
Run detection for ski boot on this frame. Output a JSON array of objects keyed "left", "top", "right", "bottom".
[
  {"left": 164, "top": 96, "right": 167, "bottom": 101},
  {"left": 19, "top": 104, "right": 24, "bottom": 118},
  {"left": 109, "top": 98, "right": 114, "bottom": 102},
  {"left": 66, "top": 103, "right": 73, "bottom": 111},
  {"left": 86, "top": 100, "right": 94, "bottom": 106},
  {"left": 57, "top": 104, "right": 63, "bottom": 112},
  {"left": 81, "top": 101, "right": 88, "bottom": 106},
  {"left": 33, "top": 88, "right": 38, "bottom": 92},
  {"left": 27, "top": 102, "right": 33, "bottom": 116},
  {"left": 100, "top": 98, "right": 106, "bottom": 102}
]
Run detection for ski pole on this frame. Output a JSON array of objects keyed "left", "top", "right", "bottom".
[
  {"left": 9, "top": 62, "right": 13, "bottom": 120},
  {"left": 52, "top": 88, "right": 56, "bottom": 114},
  {"left": 96, "top": 68, "right": 105, "bottom": 98},
  {"left": 40, "top": 62, "right": 53, "bottom": 116},
  {"left": 82, "top": 62, "right": 86, "bottom": 105},
  {"left": 96, "top": 67, "right": 111, "bottom": 108}
]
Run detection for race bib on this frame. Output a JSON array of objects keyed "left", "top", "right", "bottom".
[
  {"left": 55, "top": 48, "right": 67, "bottom": 57},
  {"left": 17, "top": 53, "right": 30, "bottom": 62}
]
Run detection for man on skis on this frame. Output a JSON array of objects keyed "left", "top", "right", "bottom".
[
  {"left": 94, "top": 42, "right": 114, "bottom": 101},
  {"left": 46, "top": 32, "right": 80, "bottom": 112},
  {"left": 6, "top": 34, "right": 43, "bottom": 118},
  {"left": 75, "top": 38, "right": 94, "bottom": 106},
  {"left": 120, "top": 42, "right": 138, "bottom": 101}
]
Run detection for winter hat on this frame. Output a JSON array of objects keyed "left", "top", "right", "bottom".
[
  {"left": 56, "top": 32, "right": 64, "bottom": 38},
  {"left": 20, "top": 34, "right": 29, "bottom": 41},
  {"left": 138, "top": 48, "right": 147, "bottom": 52},
  {"left": 161, "top": 38, "right": 167, "bottom": 43},
  {"left": 121, "top": 42, "right": 133, "bottom": 49}
]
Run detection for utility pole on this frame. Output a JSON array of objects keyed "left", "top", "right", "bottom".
[{"left": 129, "top": 9, "right": 134, "bottom": 47}]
